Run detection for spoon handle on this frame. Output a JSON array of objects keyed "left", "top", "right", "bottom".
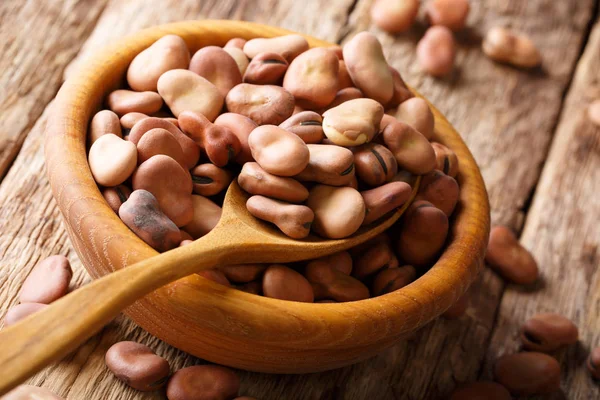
[{"left": 0, "top": 227, "right": 240, "bottom": 396}]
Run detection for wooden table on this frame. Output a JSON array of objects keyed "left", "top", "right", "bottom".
[{"left": 1, "top": 0, "right": 599, "bottom": 398}]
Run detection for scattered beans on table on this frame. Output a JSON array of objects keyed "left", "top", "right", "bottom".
[
  {"left": 1, "top": 385, "right": 65, "bottom": 400},
  {"left": 485, "top": 225, "right": 539, "bottom": 284},
  {"left": 425, "top": 0, "right": 470, "bottom": 32},
  {"left": 483, "top": 27, "right": 542, "bottom": 68},
  {"left": 105, "top": 341, "right": 170, "bottom": 391},
  {"left": 493, "top": 352, "right": 561, "bottom": 395},
  {"left": 371, "top": 0, "right": 420, "bottom": 34},
  {"left": 520, "top": 313, "right": 578, "bottom": 352}
]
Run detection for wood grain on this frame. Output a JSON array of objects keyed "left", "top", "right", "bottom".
[
  {"left": 0, "top": 0, "right": 108, "bottom": 181},
  {"left": 482, "top": 17, "right": 600, "bottom": 399}
]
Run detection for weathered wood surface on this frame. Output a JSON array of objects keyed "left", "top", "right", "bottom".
[{"left": 0, "top": 0, "right": 598, "bottom": 399}]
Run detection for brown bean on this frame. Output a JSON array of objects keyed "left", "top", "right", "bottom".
[
  {"left": 197, "top": 270, "right": 231, "bottom": 287},
  {"left": 189, "top": 46, "right": 243, "bottom": 97},
  {"left": 442, "top": 292, "right": 469, "bottom": 319},
  {"left": 387, "top": 66, "right": 414, "bottom": 109},
  {"left": 319, "top": 87, "right": 364, "bottom": 114},
  {"left": 226, "top": 84, "right": 295, "bottom": 126},
  {"left": 244, "top": 52, "right": 288, "bottom": 85},
  {"left": 248, "top": 125, "right": 310, "bottom": 177},
  {"left": 587, "top": 347, "right": 600, "bottom": 379},
  {"left": 520, "top": 313, "right": 578, "bottom": 352},
  {"left": 417, "top": 26, "right": 456, "bottom": 77},
  {"left": 102, "top": 185, "right": 132, "bottom": 213},
  {"left": 338, "top": 60, "right": 353, "bottom": 89},
  {"left": 307, "top": 185, "right": 366, "bottom": 239},
  {"left": 485, "top": 226, "right": 539, "bottom": 285},
  {"left": 19, "top": 255, "right": 72, "bottom": 304},
  {"left": 243, "top": 35, "right": 309, "bottom": 62},
  {"left": 191, "top": 164, "right": 233, "bottom": 197},
  {"left": 225, "top": 38, "right": 247, "bottom": 50},
  {"left": 90, "top": 110, "right": 122, "bottom": 144},
  {"left": 295, "top": 144, "right": 355, "bottom": 186},
  {"left": 238, "top": 162, "right": 309, "bottom": 203},
  {"left": 371, "top": 265, "right": 416, "bottom": 296},
  {"left": 493, "top": 352, "right": 560, "bottom": 395},
  {"left": 224, "top": 47, "right": 250, "bottom": 76},
  {"left": 236, "top": 280, "right": 262, "bottom": 295},
  {"left": 129, "top": 117, "right": 200, "bottom": 169},
  {"left": 88, "top": 134, "right": 137, "bottom": 187},
  {"left": 4, "top": 303, "right": 48, "bottom": 327},
  {"left": 107, "top": 90, "right": 164, "bottom": 118},
  {"left": 448, "top": 382, "right": 511, "bottom": 400},
  {"left": 383, "top": 118, "right": 436, "bottom": 175},
  {"left": 214, "top": 113, "right": 258, "bottom": 164},
  {"left": 483, "top": 27, "right": 541, "bottom": 68},
  {"left": 396, "top": 97, "right": 435, "bottom": 140},
  {"left": 283, "top": 47, "right": 339, "bottom": 109},
  {"left": 416, "top": 170, "right": 459, "bottom": 216},
  {"left": 305, "top": 260, "right": 369, "bottom": 302},
  {"left": 221, "top": 264, "right": 267, "bottom": 283},
  {"left": 157, "top": 69, "right": 224, "bottom": 121},
  {"left": 431, "top": 142, "right": 459, "bottom": 177},
  {"left": 136, "top": 127, "right": 186, "bottom": 168},
  {"left": 425, "top": 0, "right": 470, "bottom": 31},
  {"left": 395, "top": 200, "right": 449, "bottom": 267},
  {"left": 127, "top": 34, "right": 190, "bottom": 92},
  {"left": 2, "top": 385, "right": 64, "bottom": 400},
  {"left": 361, "top": 181, "right": 412, "bottom": 225},
  {"left": 178, "top": 111, "right": 242, "bottom": 167},
  {"left": 352, "top": 240, "right": 396, "bottom": 280},
  {"left": 279, "top": 111, "right": 324, "bottom": 144},
  {"left": 119, "top": 190, "right": 182, "bottom": 251},
  {"left": 322, "top": 98, "right": 384, "bottom": 146},
  {"left": 353, "top": 143, "right": 398, "bottom": 186},
  {"left": 132, "top": 155, "right": 193, "bottom": 227},
  {"left": 105, "top": 341, "right": 170, "bottom": 392},
  {"left": 182, "top": 195, "right": 222, "bottom": 239},
  {"left": 343, "top": 32, "right": 394, "bottom": 104},
  {"left": 180, "top": 230, "right": 193, "bottom": 241},
  {"left": 391, "top": 169, "right": 418, "bottom": 188},
  {"left": 371, "top": 0, "right": 419, "bottom": 34},
  {"left": 588, "top": 99, "right": 600, "bottom": 127},
  {"left": 313, "top": 251, "right": 353, "bottom": 275},
  {"left": 246, "top": 195, "right": 314, "bottom": 239},
  {"left": 263, "top": 264, "right": 314, "bottom": 302},
  {"left": 166, "top": 365, "right": 240, "bottom": 400}
]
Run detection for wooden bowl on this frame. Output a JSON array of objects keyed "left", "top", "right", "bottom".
[{"left": 45, "top": 20, "right": 490, "bottom": 373}]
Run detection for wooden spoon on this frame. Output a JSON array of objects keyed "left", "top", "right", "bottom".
[{"left": 0, "top": 178, "right": 419, "bottom": 395}]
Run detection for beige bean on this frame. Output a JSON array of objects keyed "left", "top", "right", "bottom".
[
  {"left": 322, "top": 98, "right": 384, "bottom": 146},
  {"left": 520, "top": 313, "right": 578, "bottom": 352},
  {"left": 191, "top": 164, "right": 233, "bottom": 197},
  {"left": 352, "top": 240, "right": 396, "bottom": 280},
  {"left": 19, "top": 255, "right": 72, "bottom": 304},
  {"left": 248, "top": 125, "right": 310, "bottom": 176},
  {"left": 396, "top": 97, "right": 435, "bottom": 140},
  {"left": 416, "top": 170, "right": 459, "bottom": 216},
  {"left": 244, "top": 52, "right": 288, "bottom": 85},
  {"left": 431, "top": 142, "right": 459, "bottom": 177},
  {"left": 448, "top": 382, "right": 512, "bottom": 400},
  {"left": 225, "top": 83, "right": 295, "bottom": 125},
  {"left": 371, "top": 0, "right": 419, "bottom": 34},
  {"left": 338, "top": 60, "right": 353, "bottom": 89},
  {"left": 361, "top": 181, "right": 412, "bottom": 225},
  {"left": 225, "top": 38, "right": 247, "bottom": 49},
  {"left": 588, "top": 99, "right": 600, "bottom": 126},
  {"left": 189, "top": 46, "right": 243, "bottom": 97},
  {"left": 90, "top": 110, "right": 122, "bottom": 144},
  {"left": 136, "top": 127, "right": 186, "bottom": 168},
  {"left": 2, "top": 385, "right": 64, "bottom": 400},
  {"left": 262, "top": 264, "right": 314, "bottom": 302},
  {"left": 387, "top": 66, "right": 413, "bottom": 109},
  {"left": 383, "top": 118, "right": 436, "bottom": 174},
  {"left": 279, "top": 111, "right": 324, "bottom": 144},
  {"left": 243, "top": 34, "right": 309, "bottom": 62},
  {"left": 129, "top": 117, "right": 199, "bottom": 169},
  {"left": 106, "top": 89, "right": 163, "bottom": 116},
  {"left": 102, "top": 185, "right": 132, "bottom": 214},
  {"left": 132, "top": 155, "right": 193, "bottom": 227},
  {"left": 221, "top": 264, "right": 267, "bottom": 283},
  {"left": 238, "top": 162, "right": 309, "bottom": 203},
  {"left": 295, "top": 144, "right": 355, "bottom": 186},
  {"left": 425, "top": 0, "right": 470, "bottom": 31},
  {"left": 157, "top": 69, "right": 223, "bottom": 121},
  {"left": 180, "top": 239, "right": 193, "bottom": 247},
  {"left": 224, "top": 47, "right": 250, "bottom": 76},
  {"left": 343, "top": 32, "right": 393, "bottom": 104},
  {"left": 494, "top": 352, "right": 560, "bottom": 395},
  {"left": 371, "top": 265, "right": 416, "bottom": 296},
  {"left": 353, "top": 143, "right": 398, "bottom": 186},
  {"left": 485, "top": 225, "right": 539, "bottom": 285},
  {"left": 127, "top": 34, "right": 190, "bottom": 92},
  {"left": 120, "top": 112, "right": 148, "bottom": 129},
  {"left": 283, "top": 47, "right": 340, "bottom": 109},
  {"left": 305, "top": 260, "right": 369, "bottom": 302},
  {"left": 182, "top": 195, "right": 222, "bottom": 239},
  {"left": 105, "top": 341, "right": 170, "bottom": 392},
  {"left": 246, "top": 195, "right": 314, "bottom": 239},
  {"left": 167, "top": 365, "right": 240, "bottom": 400},
  {"left": 442, "top": 292, "right": 469, "bottom": 319},
  {"left": 307, "top": 185, "right": 365, "bottom": 239},
  {"left": 4, "top": 303, "right": 48, "bottom": 327},
  {"left": 214, "top": 112, "right": 258, "bottom": 164},
  {"left": 197, "top": 270, "right": 231, "bottom": 287},
  {"left": 417, "top": 26, "right": 456, "bottom": 77},
  {"left": 483, "top": 27, "right": 541, "bottom": 68},
  {"left": 88, "top": 134, "right": 137, "bottom": 187}
]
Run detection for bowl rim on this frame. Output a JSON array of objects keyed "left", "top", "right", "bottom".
[{"left": 45, "top": 20, "right": 490, "bottom": 370}]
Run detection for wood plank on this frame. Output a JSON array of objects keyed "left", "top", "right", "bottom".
[
  {"left": 482, "top": 17, "right": 600, "bottom": 399},
  {"left": 0, "top": 0, "right": 108, "bottom": 180}
]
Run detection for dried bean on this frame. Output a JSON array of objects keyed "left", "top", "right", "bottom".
[
  {"left": 417, "top": 26, "right": 456, "bottom": 77},
  {"left": 295, "top": 144, "right": 355, "bottom": 186},
  {"left": 238, "top": 162, "right": 309, "bottom": 203},
  {"left": 483, "top": 27, "right": 541, "bottom": 68},
  {"left": 371, "top": 265, "right": 416, "bottom": 296},
  {"left": 225, "top": 83, "right": 295, "bottom": 126},
  {"left": 90, "top": 110, "right": 122, "bottom": 144},
  {"left": 105, "top": 341, "right": 170, "bottom": 391},
  {"left": 107, "top": 90, "right": 163, "bottom": 116},
  {"left": 244, "top": 52, "right": 288, "bottom": 85},
  {"left": 182, "top": 195, "right": 222, "bottom": 239},
  {"left": 322, "top": 98, "right": 384, "bottom": 147},
  {"left": 307, "top": 185, "right": 365, "bottom": 239},
  {"left": 246, "top": 195, "right": 314, "bottom": 239},
  {"left": 19, "top": 255, "right": 72, "bottom": 304},
  {"left": 214, "top": 112, "right": 258, "bottom": 164},
  {"left": 88, "top": 134, "right": 137, "bottom": 187},
  {"left": 224, "top": 47, "right": 250, "bottom": 76},
  {"left": 263, "top": 265, "right": 314, "bottom": 302},
  {"left": 382, "top": 118, "right": 436, "bottom": 175},
  {"left": 2, "top": 385, "right": 64, "bottom": 400},
  {"left": 248, "top": 125, "right": 310, "bottom": 176},
  {"left": 136, "top": 127, "right": 186, "bottom": 168},
  {"left": 221, "top": 264, "right": 267, "bottom": 283},
  {"left": 353, "top": 240, "right": 396, "bottom": 280},
  {"left": 243, "top": 35, "right": 309, "bottom": 62},
  {"left": 166, "top": 365, "right": 240, "bottom": 400},
  {"left": 225, "top": 38, "right": 247, "bottom": 50},
  {"left": 279, "top": 111, "right": 324, "bottom": 144},
  {"left": 416, "top": 170, "right": 459, "bottom": 216},
  {"left": 197, "top": 270, "right": 231, "bottom": 287},
  {"left": 4, "top": 303, "right": 48, "bottom": 327},
  {"left": 396, "top": 97, "right": 435, "bottom": 140},
  {"left": 102, "top": 185, "right": 132, "bottom": 213},
  {"left": 353, "top": 143, "right": 398, "bottom": 186},
  {"left": 371, "top": 0, "right": 419, "bottom": 34},
  {"left": 485, "top": 226, "right": 539, "bottom": 285},
  {"left": 520, "top": 313, "right": 578, "bottom": 352},
  {"left": 305, "top": 260, "right": 369, "bottom": 302},
  {"left": 425, "top": 0, "right": 470, "bottom": 31},
  {"left": 189, "top": 46, "right": 243, "bottom": 97},
  {"left": 431, "top": 142, "right": 459, "bottom": 177},
  {"left": 361, "top": 181, "right": 412, "bottom": 225},
  {"left": 191, "top": 164, "right": 233, "bottom": 197},
  {"left": 494, "top": 352, "right": 560, "bottom": 395}
]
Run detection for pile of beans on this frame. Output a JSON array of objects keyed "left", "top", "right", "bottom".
[{"left": 86, "top": 31, "right": 462, "bottom": 303}]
